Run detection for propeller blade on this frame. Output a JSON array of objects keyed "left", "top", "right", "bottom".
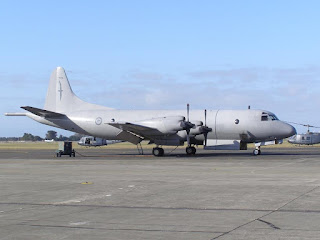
[
  {"left": 204, "top": 132, "right": 207, "bottom": 146},
  {"left": 187, "top": 103, "right": 190, "bottom": 122},
  {"left": 203, "top": 109, "right": 212, "bottom": 146},
  {"left": 186, "top": 103, "right": 191, "bottom": 146},
  {"left": 204, "top": 109, "right": 207, "bottom": 126},
  {"left": 186, "top": 129, "right": 190, "bottom": 146}
]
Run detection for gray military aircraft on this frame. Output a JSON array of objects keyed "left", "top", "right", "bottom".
[{"left": 5, "top": 67, "right": 296, "bottom": 156}]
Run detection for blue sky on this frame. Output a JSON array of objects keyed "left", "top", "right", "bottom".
[{"left": 1, "top": 0, "right": 320, "bottom": 137}]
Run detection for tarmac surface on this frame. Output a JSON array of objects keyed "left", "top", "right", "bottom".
[{"left": 1, "top": 147, "right": 320, "bottom": 240}]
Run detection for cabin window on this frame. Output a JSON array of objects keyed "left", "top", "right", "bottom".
[
  {"left": 302, "top": 137, "right": 305, "bottom": 140},
  {"left": 307, "top": 137, "right": 311, "bottom": 140}
]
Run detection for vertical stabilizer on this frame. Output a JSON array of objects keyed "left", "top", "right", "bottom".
[
  {"left": 44, "top": 67, "right": 113, "bottom": 113},
  {"left": 44, "top": 67, "right": 75, "bottom": 113}
]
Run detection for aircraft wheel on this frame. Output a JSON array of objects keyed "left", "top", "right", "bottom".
[
  {"left": 253, "top": 149, "right": 261, "bottom": 156},
  {"left": 186, "top": 146, "right": 196, "bottom": 155},
  {"left": 153, "top": 147, "right": 164, "bottom": 157},
  {"left": 159, "top": 148, "right": 164, "bottom": 156},
  {"left": 191, "top": 146, "right": 196, "bottom": 154}
]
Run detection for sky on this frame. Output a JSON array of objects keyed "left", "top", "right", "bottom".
[{"left": 1, "top": 0, "right": 320, "bottom": 137}]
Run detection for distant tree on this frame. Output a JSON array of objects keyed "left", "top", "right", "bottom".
[
  {"left": 0, "top": 135, "right": 41, "bottom": 142},
  {"left": 68, "top": 133, "right": 83, "bottom": 141},
  {"left": 21, "top": 133, "right": 34, "bottom": 141},
  {"left": 57, "top": 134, "right": 68, "bottom": 141},
  {"left": 46, "top": 130, "right": 57, "bottom": 140},
  {"left": 34, "top": 136, "right": 43, "bottom": 141},
  {"left": 5, "top": 137, "right": 19, "bottom": 141}
]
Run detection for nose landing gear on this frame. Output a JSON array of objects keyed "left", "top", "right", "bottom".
[{"left": 253, "top": 146, "right": 261, "bottom": 156}]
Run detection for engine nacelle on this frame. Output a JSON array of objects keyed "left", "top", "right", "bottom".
[
  {"left": 138, "top": 116, "right": 186, "bottom": 135},
  {"left": 189, "top": 121, "right": 204, "bottom": 136}
]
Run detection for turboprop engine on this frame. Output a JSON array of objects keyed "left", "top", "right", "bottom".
[
  {"left": 189, "top": 121, "right": 205, "bottom": 136},
  {"left": 138, "top": 116, "right": 193, "bottom": 135}
]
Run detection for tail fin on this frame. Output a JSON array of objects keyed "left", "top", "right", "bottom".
[
  {"left": 44, "top": 67, "right": 77, "bottom": 113},
  {"left": 44, "top": 67, "right": 112, "bottom": 113}
]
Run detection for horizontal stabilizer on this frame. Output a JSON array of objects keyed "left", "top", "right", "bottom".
[
  {"left": 21, "top": 106, "right": 66, "bottom": 118},
  {"left": 5, "top": 112, "right": 27, "bottom": 116}
]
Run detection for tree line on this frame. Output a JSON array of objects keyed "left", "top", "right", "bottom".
[{"left": 0, "top": 130, "right": 83, "bottom": 142}]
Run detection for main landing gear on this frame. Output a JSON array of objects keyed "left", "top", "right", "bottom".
[
  {"left": 186, "top": 146, "right": 196, "bottom": 155},
  {"left": 253, "top": 146, "right": 261, "bottom": 156},
  {"left": 152, "top": 146, "right": 197, "bottom": 156},
  {"left": 152, "top": 147, "right": 164, "bottom": 157}
]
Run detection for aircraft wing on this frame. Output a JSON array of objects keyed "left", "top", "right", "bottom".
[
  {"left": 109, "top": 122, "right": 159, "bottom": 144},
  {"left": 109, "top": 122, "right": 156, "bottom": 135},
  {"left": 21, "top": 106, "right": 66, "bottom": 118}
]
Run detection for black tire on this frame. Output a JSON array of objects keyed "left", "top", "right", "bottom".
[
  {"left": 186, "top": 147, "right": 195, "bottom": 155},
  {"left": 152, "top": 148, "right": 164, "bottom": 157},
  {"left": 253, "top": 149, "right": 259, "bottom": 156},
  {"left": 159, "top": 148, "right": 164, "bottom": 156},
  {"left": 191, "top": 147, "right": 196, "bottom": 154}
]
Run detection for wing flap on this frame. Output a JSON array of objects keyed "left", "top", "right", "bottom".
[
  {"left": 21, "top": 106, "right": 66, "bottom": 118},
  {"left": 116, "top": 130, "right": 143, "bottom": 145},
  {"left": 109, "top": 122, "right": 160, "bottom": 144},
  {"left": 109, "top": 122, "right": 156, "bottom": 133}
]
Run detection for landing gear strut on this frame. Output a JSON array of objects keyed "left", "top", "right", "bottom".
[
  {"left": 186, "top": 146, "right": 196, "bottom": 155},
  {"left": 152, "top": 147, "right": 164, "bottom": 157},
  {"left": 253, "top": 146, "right": 261, "bottom": 156}
]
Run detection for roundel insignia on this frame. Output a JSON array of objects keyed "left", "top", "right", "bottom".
[{"left": 95, "top": 117, "right": 102, "bottom": 125}]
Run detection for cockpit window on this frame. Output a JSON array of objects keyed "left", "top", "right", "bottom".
[
  {"left": 268, "top": 114, "right": 278, "bottom": 121},
  {"left": 261, "top": 113, "right": 279, "bottom": 121}
]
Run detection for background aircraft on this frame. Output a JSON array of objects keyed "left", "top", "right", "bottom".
[
  {"left": 287, "top": 123, "right": 320, "bottom": 145},
  {"left": 5, "top": 67, "right": 296, "bottom": 156},
  {"left": 288, "top": 132, "right": 320, "bottom": 145},
  {"left": 78, "top": 136, "right": 122, "bottom": 147}
]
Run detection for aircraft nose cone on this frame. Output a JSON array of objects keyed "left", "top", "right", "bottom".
[{"left": 284, "top": 124, "right": 296, "bottom": 138}]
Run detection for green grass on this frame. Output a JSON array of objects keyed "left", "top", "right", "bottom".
[{"left": 0, "top": 140, "right": 319, "bottom": 150}]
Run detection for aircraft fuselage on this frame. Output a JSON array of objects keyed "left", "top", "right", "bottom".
[{"left": 26, "top": 108, "right": 295, "bottom": 144}]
